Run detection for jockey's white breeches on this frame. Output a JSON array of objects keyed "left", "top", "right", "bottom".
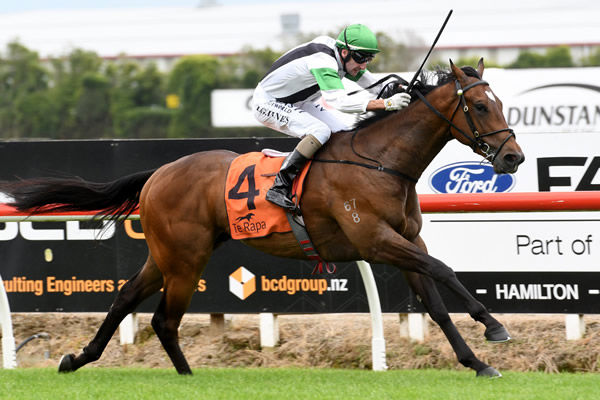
[{"left": 252, "top": 85, "right": 350, "bottom": 145}]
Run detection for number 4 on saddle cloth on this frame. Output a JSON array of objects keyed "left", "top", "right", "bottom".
[{"left": 225, "top": 151, "right": 335, "bottom": 274}]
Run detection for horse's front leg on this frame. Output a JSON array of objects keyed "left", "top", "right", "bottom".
[
  {"left": 403, "top": 269, "right": 500, "bottom": 377},
  {"left": 361, "top": 225, "right": 510, "bottom": 341},
  {"left": 410, "top": 235, "right": 510, "bottom": 343}
]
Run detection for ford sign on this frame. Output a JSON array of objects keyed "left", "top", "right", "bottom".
[{"left": 429, "top": 162, "right": 516, "bottom": 193}]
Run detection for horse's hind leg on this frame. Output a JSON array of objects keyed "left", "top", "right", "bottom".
[
  {"left": 403, "top": 271, "right": 500, "bottom": 377},
  {"left": 58, "top": 255, "right": 163, "bottom": 373},
  {"left": 150, "top": 271, "right": 202, "bottom": 375},
  {"left": 142, "top": 221, "right": 213, "bottom": 375}
]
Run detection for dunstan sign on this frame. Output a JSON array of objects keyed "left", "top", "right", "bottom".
[
  {"left": 482, "top": 67, "right": 600, "bottom": 134},
  {"left": 211, "top": 67, "right": 600, "bottom": 134},
  {"left": 506, "top": 83, "right": 600, "bottom": 133}
]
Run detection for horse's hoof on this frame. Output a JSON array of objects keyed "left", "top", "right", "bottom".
[
  {"left": 58, "top": 354, "right": 76, "bottom": 373},
  {"left": 485, "top": 325, "right": 511, "bottom": 342},
  {"left": 476, "top": 366, "right": 502, "bottom": 378},
  {"left": 178, "top": 369, "right": 193, "bottom": 376}
]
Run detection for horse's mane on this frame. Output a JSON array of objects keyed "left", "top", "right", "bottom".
[{"left": 353, "top": 65, "right": 481, "bottom": 130}]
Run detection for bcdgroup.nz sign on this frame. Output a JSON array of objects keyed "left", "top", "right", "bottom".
[{"left": 0, "top": 139, "right": 414, "bottom": 314}]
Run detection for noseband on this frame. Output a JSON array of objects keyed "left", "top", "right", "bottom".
[{"left": 413, "top": 79, "right": 515, "bottom": 162}]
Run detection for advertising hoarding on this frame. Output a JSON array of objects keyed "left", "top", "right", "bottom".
[{"left": 4, "top": 64, "right": 600, "bottom": 314}]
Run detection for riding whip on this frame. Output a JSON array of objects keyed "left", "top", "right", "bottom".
[{"left": 406, "top": 9, "right": 453, "bottom": 92}]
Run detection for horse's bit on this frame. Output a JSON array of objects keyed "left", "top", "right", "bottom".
[{"left": 414, "top": 79, "right": 515, "bottom": 162}]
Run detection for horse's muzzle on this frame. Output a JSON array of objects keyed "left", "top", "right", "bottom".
[{"left": 493, "top": 151, "right": 525, "bottom": 174}]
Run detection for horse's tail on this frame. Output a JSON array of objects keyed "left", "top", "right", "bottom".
[{"left": 0, "top": 169, "right": 157, "bottom": 223}]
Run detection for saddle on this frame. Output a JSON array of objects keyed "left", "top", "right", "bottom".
[
  {"left": 225, "top": 151, "right": 309, "bottom": 240},
  {"left": 225, "top": 151, "right": 335, "bottom": 274}
]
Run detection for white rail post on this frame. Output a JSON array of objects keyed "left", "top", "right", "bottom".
[
  {"left": 565, "top": 314, "right": 585, "bottom": 340},
  {"left": 0, "top": 274, "right": 17, "bottom": 368},
  {"left": 259, "top": 313, "right": 279, "bottom": 347},
  {"left": 356, "top": 260, "right": 387, "bottom": 371},
  {"left": 119, "top": 313, "right": 138, "bottom": 345},
  {"left": 399, "top": 313, "right": 428, "bottom": 342}
]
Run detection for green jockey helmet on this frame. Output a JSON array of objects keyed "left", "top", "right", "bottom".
[{"left": 335, "top": 24, "right": 380, "bottom": 54}]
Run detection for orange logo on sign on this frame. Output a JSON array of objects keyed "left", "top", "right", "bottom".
[{"left": 229, "top": 266, "right": 256, "bottom": 300}]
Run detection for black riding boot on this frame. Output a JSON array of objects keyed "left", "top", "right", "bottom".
[{"left": 265, "top": 149, "right": 308, "bottom": 212}]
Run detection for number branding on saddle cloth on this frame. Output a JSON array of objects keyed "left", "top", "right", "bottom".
[{"left": 225, "top": 152, "right": 311, "bottom": 240}]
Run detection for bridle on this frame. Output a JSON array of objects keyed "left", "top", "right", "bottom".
[{"left": 413, "top": 79, "right": 515, "bottom": 162}]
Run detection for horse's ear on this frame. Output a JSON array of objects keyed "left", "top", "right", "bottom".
[
  {"left": 477, "top": 57, "right": 485, "bottom": 78},
  {"left": 449, "top": 59, "right": 466, "bottom": 81}
]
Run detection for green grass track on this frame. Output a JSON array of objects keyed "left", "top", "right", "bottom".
[{"left": 1, "top": 368, "right": 599, "bottom": 400}]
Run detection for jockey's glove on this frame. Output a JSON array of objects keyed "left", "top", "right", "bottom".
[{"left": 384, "top": 92, "right": 411, "bottom": 111}]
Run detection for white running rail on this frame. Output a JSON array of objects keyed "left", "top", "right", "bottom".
[{"left": 0, "top": 273, "right": 17, "bottom": 369}]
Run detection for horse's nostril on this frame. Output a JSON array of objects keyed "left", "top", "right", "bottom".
[
  {"left": 504, "top": 153, "right": 518, "bottom": 165},
  {"left": 504, "top": 153, "right": 517, "bottom": 165}
]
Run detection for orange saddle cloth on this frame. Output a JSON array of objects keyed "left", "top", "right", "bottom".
[{"left": 225, "top": 152, "right": 311, "bottom": 240}]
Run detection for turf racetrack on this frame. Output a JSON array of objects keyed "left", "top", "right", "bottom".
[{"left": 1, "top": 368, "right": 599, "bottom": 400}]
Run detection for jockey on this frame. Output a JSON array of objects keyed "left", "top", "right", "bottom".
[{"left": 252, "top": 23, "right": 411, "bottom": 212}]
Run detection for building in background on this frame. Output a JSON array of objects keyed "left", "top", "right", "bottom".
[{"left": 0, "top": 0, "right": 599, "bottom": 70}]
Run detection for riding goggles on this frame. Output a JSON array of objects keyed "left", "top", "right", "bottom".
[{"left": 350, "top": 50, "right": 375, "bottom": 64}]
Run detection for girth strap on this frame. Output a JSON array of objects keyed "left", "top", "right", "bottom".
[{"left": 285, "top": 212, "right": 336, "bottom": 274}]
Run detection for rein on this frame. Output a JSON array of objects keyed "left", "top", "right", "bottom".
[
  {"left": 413, "top": 79, "right": 515, "bottom": 162},
  {"left": 312, "top": 146, "right": 418, "bottom": 183},
  {"left": 347, "top": 74, "right": 409, "bottom": 97},
  {"left": 313, "top": 73, "right": 419, "bottom": 182},
  {"left": 314, "top": 75, "right": 420, "bottom": 182}
]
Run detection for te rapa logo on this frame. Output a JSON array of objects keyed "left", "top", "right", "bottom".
[
  {"left": 235, "top": 212, "right": 255, "bottom": 223},
  {"left": 429, "top": 161, "right": 515, "bottom": 194},
  {"left": 229, "top": 266, "right": 256, "bottom": 300}
]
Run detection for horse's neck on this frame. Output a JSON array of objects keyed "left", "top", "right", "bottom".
[{"left": 353, "top": 90, "right": 455, "bottom": 181}]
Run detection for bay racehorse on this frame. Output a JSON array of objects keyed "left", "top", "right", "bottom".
[{"left": 1, "top": 59, "right": 524, "bottom": 377}]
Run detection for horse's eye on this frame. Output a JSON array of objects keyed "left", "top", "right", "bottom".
[{"left": 474, "top": 103, "right": 488, "bottom": 113}]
